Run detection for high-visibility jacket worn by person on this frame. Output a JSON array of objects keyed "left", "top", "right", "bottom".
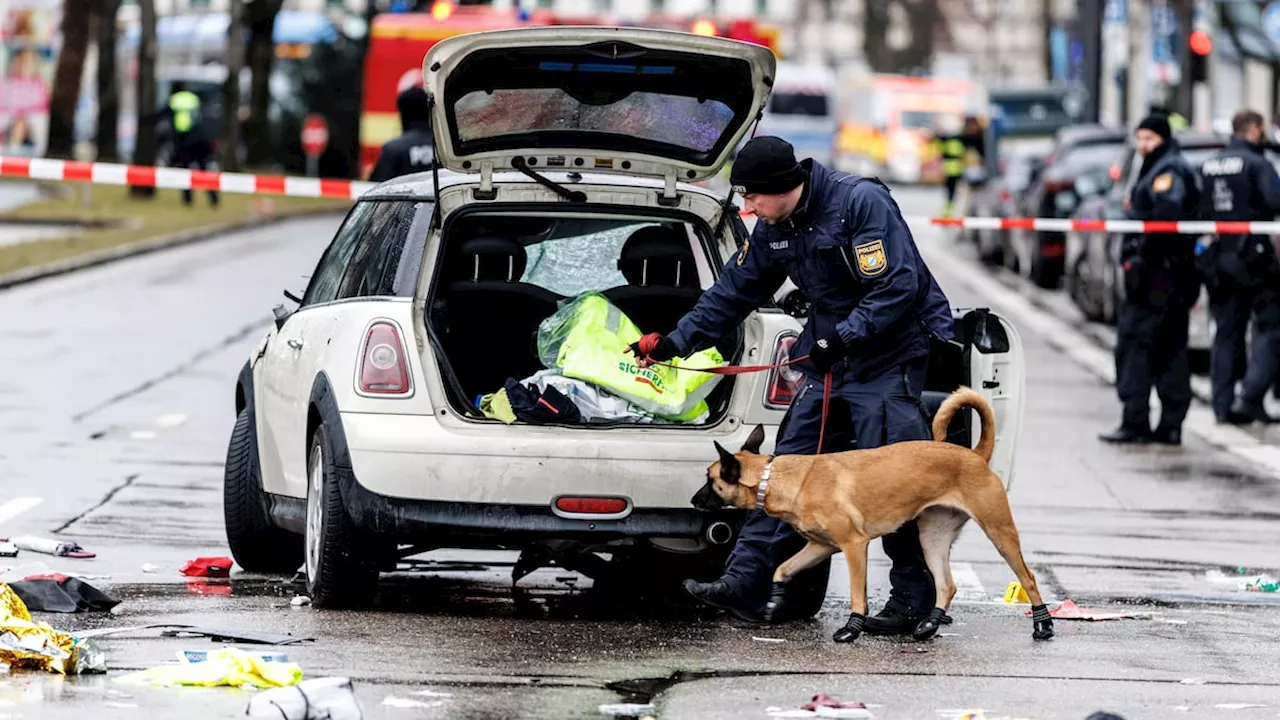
[
  {"left": 537, "top": 293, "right": 724, "bottom": 423},
  {"left": 169, "top": 91, "right": 202, "bottom": 135}
]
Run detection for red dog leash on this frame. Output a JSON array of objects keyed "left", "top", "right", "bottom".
[{"left": 631, "top": 335, "right": 834, "bottom": 455}]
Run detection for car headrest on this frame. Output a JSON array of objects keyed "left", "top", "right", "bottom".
[
  {"left": 457, "top": 236, "right": 527, "bottom": 283},
  {"left": 617, "top": 226, "right": 697, "bottom": 288}
]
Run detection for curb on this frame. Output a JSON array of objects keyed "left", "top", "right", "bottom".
[{"left": 0, "top": 206, "right": 347, "bottom": 292}]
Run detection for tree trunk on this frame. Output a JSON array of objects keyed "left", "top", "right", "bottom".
[
  {"left": 1171, "top": 0, "right": 1194, "bottom": 118},
  {"left": 96, "top": 0, "right": 121, "bottom": 163},
  {"left": 46, "top": 0, "right": 93, "bottom": 159},
  {"left": 222, "top": 0, "right": 247, "bottom": 171},
  {"left": 864, "top": 0, "right": 890, "bottom": 72},
  {"left": 245, "top": 0, "right": 284, "bottom": 168},
  {"left": 897, "top": 0, "right": 939, "bottom": 74},
  {"left": 130, "top": 0, "right": 158, "bottom": 197}
]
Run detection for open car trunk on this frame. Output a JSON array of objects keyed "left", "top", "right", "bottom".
[{"left": 425, "top": 206, "right": 744, "bottom": 427}]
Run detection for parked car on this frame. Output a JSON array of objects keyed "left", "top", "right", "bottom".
[
  {"left": 966, "top": 138, "right": 1053, "bottom": 266},
  {"left": 222, "top": 27, "right": 1030, "bottom": 611},
  {"left": 1003, "top": 124, "right": 1127, "bottom": 289},
  {"left": 1065, "top": 130, "right": 1249, "bottom": 373}
]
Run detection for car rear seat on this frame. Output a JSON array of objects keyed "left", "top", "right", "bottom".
[
  {"left": 603, "top": 226, "right": 704, "bottom": 334},
  {"left": 439, "top": 236, "right": 562, "bottom": 397}
]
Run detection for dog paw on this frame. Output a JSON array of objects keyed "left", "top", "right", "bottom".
[
  {"left": 833, "top": 612, "right": 865, "bottom": 643},
  {"left": 1033, "top": 619, "right": 1055, "bottom": 640},
  {"left": 763, "top": 582, "right": 787, "bottom": 623},
  {"left": 912, "top": 607, "right": 946, "bottom": 641}
]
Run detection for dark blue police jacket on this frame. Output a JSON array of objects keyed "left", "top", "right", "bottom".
[{"left": 669, "top": 160, "right": 954, "bottom": 381}]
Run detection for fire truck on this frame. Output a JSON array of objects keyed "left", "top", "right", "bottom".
[{"left": 358, "top": 2, "right": 780, "bottom": 178}]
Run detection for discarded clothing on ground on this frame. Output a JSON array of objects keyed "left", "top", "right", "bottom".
[
  {"left": 9, "top": 574, "right": 121, "bottom": 613},
  {"left": 115, "top": 646, "right": 303, "bottom": 688},
  {"left": 180, "top": 556, "right": 234, "bottom": 578},
  {"left": 9, "top": 536, "right": 95, "bottom": 559},
  {"left": 0, "top": 583, "right": 79, "bottom": 674},
  {"left": 537, "top": 292, "right": 724, "bottom": 422}
]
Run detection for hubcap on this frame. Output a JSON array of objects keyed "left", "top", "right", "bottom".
[{"left": 304, "top": 443, "right": 324, "bottom": 585}]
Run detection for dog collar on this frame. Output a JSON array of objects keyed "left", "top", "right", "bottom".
[{"left": 757, "top": 456, "right": 775, "bottom": 510}]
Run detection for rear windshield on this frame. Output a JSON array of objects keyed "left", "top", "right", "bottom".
[
  {"left": 768, "top": 92, "right": 830, "bottom": 117},
  {"left": 443, "top": 45, "right": 759, "bottom": 164}
]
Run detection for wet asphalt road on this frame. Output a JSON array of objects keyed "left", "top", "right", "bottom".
[{"left": 1, "top": 187, "right": 1279, "bottom": 719}]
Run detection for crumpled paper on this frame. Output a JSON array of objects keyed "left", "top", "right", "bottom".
[
  {"left": 0, "top": 583, "right": 77, "bottom": 674},
  {"left": 115, "top": 647, "right": 303, "bottom": 688}
]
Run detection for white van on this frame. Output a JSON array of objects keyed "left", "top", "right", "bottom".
[{"left": 754, "top": 61, "right": 838, "bottom": 166}]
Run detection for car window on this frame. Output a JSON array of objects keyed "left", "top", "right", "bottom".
[
  {"left": 302, "top": 201, "right": 377, "bottom": 307},
  {"left": 336, "top": 200, "right": 421, "bottom": 300},
  {"left": 521, "top": 220, "right": 697, "bottom": 297},
  {"left": 1059, "top": 142, "right": 1125, "bottom": 169}
]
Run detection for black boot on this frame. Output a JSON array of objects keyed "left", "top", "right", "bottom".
[
  {"left": 863, "top": 606, "right": 951, "bottom": 636},
  {"left": 1097, "top": 426, "right": 1151, "bottom": 444},
  {"left": 1151, "top": 427, "right": 1182, "bottom": 446},
  {"left": 681, "top": 579, "right": 762, "bottom": 623},
  {"left": 1231, "top": 399, "right": 1280, "bottom": 424}
]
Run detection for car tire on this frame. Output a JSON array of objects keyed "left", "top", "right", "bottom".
[
  {"left": 1030, "top": 256, "right": 1063, "bottom": 289},
  {"left": 223, "top": 409, "right": 304, "bottom": 573},
  {"left": 304, "top": 423, "right": 380, "bottom": 609}
]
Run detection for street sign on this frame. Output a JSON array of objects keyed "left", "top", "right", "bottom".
[{"left": 302, "top": 115, "right": 329, "bottom": 158}]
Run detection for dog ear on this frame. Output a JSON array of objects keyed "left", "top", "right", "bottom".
[
  {"left": 713, "top": 441, "right": 741, "bottom": 484},
  {"left": 740, "top": 424, "right": 766, "bottom": 455}
]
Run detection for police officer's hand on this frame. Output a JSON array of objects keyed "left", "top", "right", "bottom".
[
  {"left": 627, "top": 333, "right": 678, "bottom": 365},
  {"left": 808, "top": 334, "right": 849, "bottom": 373}
]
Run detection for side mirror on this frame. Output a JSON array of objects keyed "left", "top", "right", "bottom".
[{"left": 272, "top": 303, "right": 292, "bottom": 331}]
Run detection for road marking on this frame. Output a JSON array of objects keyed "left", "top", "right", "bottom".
[
  {"left": 156, "top": 413, "right": 188, "bottom": 428},
  {"left": 130, "top": 430, "right": 158, "bottom": 440},
  {"left": 950, "top": 561, "right": 987, "bottom": 601},
  {"left": 0, "top": 497, "right": 43, "bottom": 525},
  {"left": 918, "top": 229, "right": 1280, "bottom": 480}
]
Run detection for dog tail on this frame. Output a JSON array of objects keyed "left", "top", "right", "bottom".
[{"left": 932, "top": 386, "right": 996, "bottom": 465}]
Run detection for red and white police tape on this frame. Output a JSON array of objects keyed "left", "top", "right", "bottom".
[
  {"left": 5, "top": 155, "right": 1279, "bottom": 235},
  {"left": 0, "top": 156, "right": 375, "bottom": 200}
]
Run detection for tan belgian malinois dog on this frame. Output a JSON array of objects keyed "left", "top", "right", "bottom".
[{"left": 691, "top": 386, "right": 1054, "bottom": 644}]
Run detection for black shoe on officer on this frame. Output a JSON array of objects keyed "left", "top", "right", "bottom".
[
  {"left": 682, "top": 579, "right": 763, "bottom": 623},
  {"left": 863, "top": 606, "right": 951, "bottom": 636},
  {"left": 1231, "top": 400, "right": 1280, "bottom": 425},
  {"left": 1151, "top": 427, "right": 1182, "bottom": 446},
  {"left": 1217, "top": 410, "right": 1254, "bottom": 425},
  {"left": 1098, "top": 426, "right": 1151, "bottom": 444}
]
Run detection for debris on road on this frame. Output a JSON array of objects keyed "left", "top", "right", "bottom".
[
  {"left": 180, "top": 556, "right": 235, "bottom": 578},
  {"left": 383, "top": 695, "right": 445, "bottom": 709},
  {"left": 290, "top": 595, "right": 311, "bottom": 607},
  {"left": 1205, "top": 569, "right": 1280, "bottom": 592},
  {"left": 246, "top": 676, "right": 362, "bottom": 719},
  {"left": 141, "top": 563, "right": 160, "bottom": 573},
  {"left": 1023, "top": 599, "right": 1152, "bottom": 621},
  {"left": 752, "top": 636, "right": 787, "bottom": 643},
  {"left": 9, "top": 574, "right": 121, "bottom": 613},
  {"left": 161, "top": 626, "right": 314, "bottom": 645},
  {"left": 115, "top": 646, "right": 303, "bottom": 688},
  {"left": 179, "top": 649, "right": 289, "bottom": 663},
  {"left": 9, "top": 536, "right": 95, "bottom": 559},
  {"left": 762, "top": 694, "right": 876, "bottom": 718},
  {"left": 0, "top": 582, "right": 104, "bottom": 674},
  {"left": 598, "top": 703, "right": 657, "bottom": 717}
]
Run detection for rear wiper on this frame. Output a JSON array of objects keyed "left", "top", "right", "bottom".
[{"left": 511, "top": 156, "right": 587, "bottom": 202}]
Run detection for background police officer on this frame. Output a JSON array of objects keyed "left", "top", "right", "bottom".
[
  {"left": 163, "top": 82, "right": 218, "bottom": 207},
  {"left": 1199, "top": 109, "right": 1280, "bottom": 424},
  {"left": 1100, "top": 115, "right": 1201, "bottom": 445},
  {"left": 629, "top": 136, "right": 956, "bottom": 638},
  {"left": 934, "top": 115, "right": 984, "bottom": 218},
  {"left": 369, "top": 86, "right": 435, "bottom": 182}
]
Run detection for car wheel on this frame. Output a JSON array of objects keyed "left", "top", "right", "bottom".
[
  {"left": 304, "top": 423, "right": 380, "bottom": 609},
  {"left": 223, "top": 409, "right": 304, "bottom": 573}
]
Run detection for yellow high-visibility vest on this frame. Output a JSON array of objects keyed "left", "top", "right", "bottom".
[
  {"left": 169, "top": 90, "right": 201, "bottom": 134},
  {"left": 538, "top": 293, "right": 724, "bottom": 422}
]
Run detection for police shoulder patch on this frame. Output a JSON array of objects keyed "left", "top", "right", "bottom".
[
  {"left": 736, "top": 236, "right": 749, "bottom": 266},
  {"left": 854, "top": 239, "right": 888, "bottom": 277},
  {"left": 1152, "top": 173, "right": 1173, "bottom": 193}
]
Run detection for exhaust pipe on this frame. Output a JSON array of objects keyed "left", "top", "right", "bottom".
[{"left": 705, "top": 521, "right": 733, "bottom": 546}]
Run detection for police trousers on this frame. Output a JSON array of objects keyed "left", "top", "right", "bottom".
[
  {"left": 1238, "top": 313, "right": 1280, "bottom": 410},
  {"left": 1209, "top": 288, "right": 1251, "bottom": 420},
  {"left": 1114, "top": 301, "right": 1192, "bottom": 434},
  {"left": 721, "top": 356, "right": 935, "bottom": 615}
]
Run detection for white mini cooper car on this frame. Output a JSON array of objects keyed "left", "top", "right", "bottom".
[{"left": 223, "top": 27, "right": 1027, "bottom": 609}]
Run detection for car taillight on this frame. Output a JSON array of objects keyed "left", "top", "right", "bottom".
[
  {"left": 765, "top": 334, "right": 803, "bottom": 410},
  {"left": 358, "top": 321, "right": 411, "bottom": 395}
]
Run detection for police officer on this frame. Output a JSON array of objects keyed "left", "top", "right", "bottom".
[
  {"left": 369, "top": 86, "right": 436, "bottom": 182},
  {"left": 628, "top": 136, "right": 956, "bottom": 637},
  {"left": 935, "top": 116, "right": 984, "bottom": 218},
  {"left": 1100, "top": 114, "right": 1201, "bottom": 445},
  {"left": 164, "top": 82, "right": 218, "bottom": 207},
  {"left": 1199, "top": 109, "right": 1280, "bottom": 424}
]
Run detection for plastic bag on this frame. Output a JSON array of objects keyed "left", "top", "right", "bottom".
[
  {"left": 115, "top": 647, "right": 303, "bottom": 688},
  {"left": 247, "top": 676, "right": 363, "bottom": 719},
  {"left": 536, "top": 292, "right": 723, "bottom": 422}
]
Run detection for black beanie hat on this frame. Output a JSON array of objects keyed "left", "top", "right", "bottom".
[
  {"left": 730, "top": 136, "right": 806, "bottom": 195},
  {"left": 1137, "top": 114, "right": 1171, "bottom": 141}
]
